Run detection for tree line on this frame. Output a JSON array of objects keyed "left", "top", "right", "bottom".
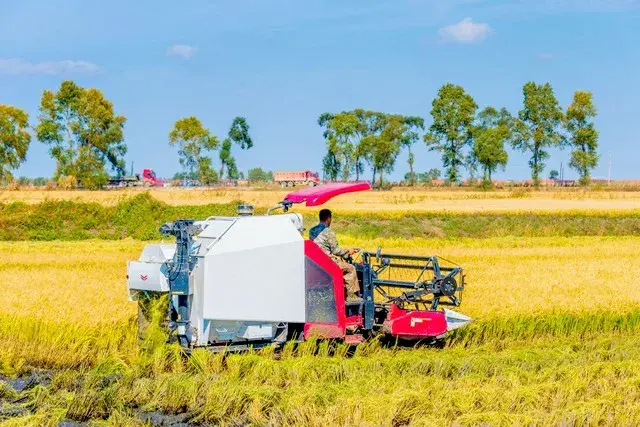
[
  {"left": 0, "top": 80, "right": 598, "bottom": 188},
  {"left": 320, "top": 82, "right": 599, "bottom": 186},
  {"left": 0, "top": 80, "right": 258, "bottom": 189}
]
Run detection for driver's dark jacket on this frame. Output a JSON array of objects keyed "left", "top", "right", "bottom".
[
  {"left": 309, "top": 223, "right": 327, "bottom": 240},
  {"left": 313, "top": 227, "right": 349, "bottom": 259}
]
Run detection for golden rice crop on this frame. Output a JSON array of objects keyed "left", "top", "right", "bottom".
[
  {"left": 1, "top": 236, "right": 640, "bottom": 368},
  {"left": 3, "top": 236, "right": 640, "bottom": 425},
  {"left": 3, "top": 236, "right": 640, "bottom": 327},
  {"left": 4, "top": 188, "right": 640, "bottom": 212}
]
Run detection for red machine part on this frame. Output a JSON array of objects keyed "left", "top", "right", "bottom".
[
  {"left": 285, "top": 182, "right": 371, "bottom": 207},
  {"left": 383, "top": 304, "right": 448, "bottom": 340},
  {"left": 303, "top": 240, "right": 347, "bottom": 339},
  {"left": 302, "top": 239, "right": 449, "bottom": 342}
]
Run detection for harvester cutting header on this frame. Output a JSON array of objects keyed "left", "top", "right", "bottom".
[{"left": 127, "top": 183, "right": 471, "bottom": 350}]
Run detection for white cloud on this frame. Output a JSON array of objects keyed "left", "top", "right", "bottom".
[
  {"left": 438, "top": 17, "right": 493, "bottom": 44},
  {"left": 166, "top": 44, "right": 199, "bottom": 59},
  {"left": 0, "top": 58, "right": 101, "bottom": 75}
]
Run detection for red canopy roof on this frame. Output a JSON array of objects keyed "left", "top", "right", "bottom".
[{"left": 284, "top": 182, "right": 371, "bottom": 207}]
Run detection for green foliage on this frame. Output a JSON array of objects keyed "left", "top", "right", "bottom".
[
  {"left": 400, "top": 116, "right": 425, "bottom": 186},
  {"left": 566, "top": 91, "right": 599, "bottom": 185},
  {"left": 0, "top": 104, "right": 31, "bottom": 184},
  {"left": 17, "top": 176, "right": 31, "bottom": 186},
  {"left": 219, "top": 117, "right": 252, "bottom": 180},
  {"left": 360, "top": 113, "right": 408, "bottom": 187},
  {"left": 512, "top": 82, "right": 565, "bottom": 185},
  {"left": 473, "top": 106, "right": 512, "bottom": 182},
  {"left": 318, "top": 111, "right": 364, "bottom": 180},
  {"left": 321, "top": 150, "right": 340, "bottom": 181},
  {"left": 320, "top": 110, "right": 421, "bottom": 186},
  {"left": 33, "top": 177, "right": 48, "bottom": 186},
  {"left": 549, "top": 169, "right": 559, "bottom": 180},
  {"left": 409, "top": 168, "right": 443, "bottom": 184},
  {"left": 172, "top": 171, "right": 198, "bottom": 180},
  {"left": 2, "top": 195, "right": 640, "bottom": 241},
  {"left": 227, "top": 116, "right": 253, "bottom": 150},
  {"left": 427, "top": 168, "right": 442, "bottom": 181},
  {"left": 425, "top": 83, "right": 478, "bottom": 184},
  {"left": 218, "top": 138, "right": 234, "bottom": 178},
  {"left": 35, "top": 81, "right": 126, "bottom": 189},
  {"left": 247, "top": 167, "right": 273, "bottom": 182},
  {"left": 168, "top": 117, "right": 219, "bottom": 184}
]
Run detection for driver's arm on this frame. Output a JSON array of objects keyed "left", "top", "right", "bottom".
[{"left": 327, "top": 229, "right": 350, "bottom": 258}]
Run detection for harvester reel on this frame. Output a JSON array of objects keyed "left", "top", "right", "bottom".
[{"left": 435, "top": 276, "right": 457, "bottom": 298}]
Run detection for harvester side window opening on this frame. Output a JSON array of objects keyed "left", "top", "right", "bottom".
[{"left": 305, "top": 257, "right": 338, "bottom": 323}]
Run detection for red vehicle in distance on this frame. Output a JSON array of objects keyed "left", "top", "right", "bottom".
[{"left": 108, "top": 168, "right": 165, "bottom": 188}]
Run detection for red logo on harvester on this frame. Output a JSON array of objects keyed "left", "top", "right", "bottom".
[{"left": 140, "top": 275, "right": 148, "bottom": 281}]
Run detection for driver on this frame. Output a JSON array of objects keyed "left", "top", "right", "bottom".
[{"left": 310, "top": 209, "right": 361, "bottom": 302}]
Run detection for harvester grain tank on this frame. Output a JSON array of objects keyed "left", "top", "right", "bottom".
[{"left": 127, "top": 183, "right": 471, "bottom": 350}]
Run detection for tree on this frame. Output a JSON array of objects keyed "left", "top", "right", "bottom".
[
  {"left": 228, "top": 117, "right": 253, "bottom": 149},
  {"left": 322, "top": 150, "right": 340, "bottom": 182},
  {"left": 35, "top": 81, "right": 126, "bottom": 189},
  {"left": 549, "top": 170, "right": 559, "bottom": 180},
  {"left": 473, "top": 107, "right": 512, "bottom": 183},
  {"left": 512, "top": 82, "right": 564, "bottom": 185},
  {"left": 425, "top": 83, "right": 478, "bottom": 184},
  {"left": 220, "top": 117, "right": 253, "bottom": 179},
  {"left": 168, "top": 117, "right": 219, "bottom": 184},
  {"left": 318, "top": 111, "right": 362, "bottom": 180},
  {"left": 426, "top": 168, "right": 442, "bottom": 182},
  {"left": 172, "top": 171, "right": 198, "bottom": 180},
  {"left": 0, "top": 104, "right": 31, "bottom": 183},
  {"left": 400, "top": 116, "right": 425, "bottom": 185},
  {"left": 360, "top": 113, "right": 406, "bottom": 187},
  {"left": 566, "top": 91, "right": 599, "bottom": 185},
  {"left": 33, "top": 177, "right": 47, "bottom": 186},
  {"left": 219, "top": 139, "right": 234, "bottom": 179},
  {"left": 247, "top": 167, "right": 273, "bottom": 182}
]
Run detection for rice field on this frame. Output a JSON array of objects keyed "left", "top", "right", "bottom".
[
  {"left": 2, "top": 235, "right": 640, "bottom": 425},
  {"left": 2, "top": 187, "right": 640, "bottom": 425},
  {"left": 3, "top": 187, "right": 640, "bottom": 212}
]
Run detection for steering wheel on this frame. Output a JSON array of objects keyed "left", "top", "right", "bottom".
[{"left": 345, "top": 248, "right": 361, "bottom": 264}]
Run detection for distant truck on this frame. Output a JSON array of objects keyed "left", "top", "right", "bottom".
[
  {"left": 108, "top": 168, "right": 164, "bottom": 188},
  {"left": 273, "top": 170, "right": 320, "bottom": 187}
]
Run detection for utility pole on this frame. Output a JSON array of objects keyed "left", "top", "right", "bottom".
[{"left": 608, "top": 152, "right": 612, "bottom": 186}]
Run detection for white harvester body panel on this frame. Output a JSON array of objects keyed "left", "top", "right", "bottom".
[
  {"left": 127, "top": 213, "right": 306, "bottom": 346},
  {"left": 201, "top": 214, "right": 305, "bottom": 323},
  {"left": 127, "top": 244, "right": 175, "bottom": 294},
  {"left": 128, "top": 261, "right": 168, "bottom": 293}
]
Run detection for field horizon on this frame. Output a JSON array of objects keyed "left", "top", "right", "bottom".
[{"left": 3, "top": 187, "right": 640, "bottom": 212}]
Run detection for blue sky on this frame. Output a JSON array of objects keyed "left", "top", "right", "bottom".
[{"left": 1, "top": 0, "right": 638, "bottom": 181}]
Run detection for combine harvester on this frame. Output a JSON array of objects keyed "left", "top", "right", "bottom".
[{"left": 127, "top": 183, "right": 471, "bottom": 350}]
